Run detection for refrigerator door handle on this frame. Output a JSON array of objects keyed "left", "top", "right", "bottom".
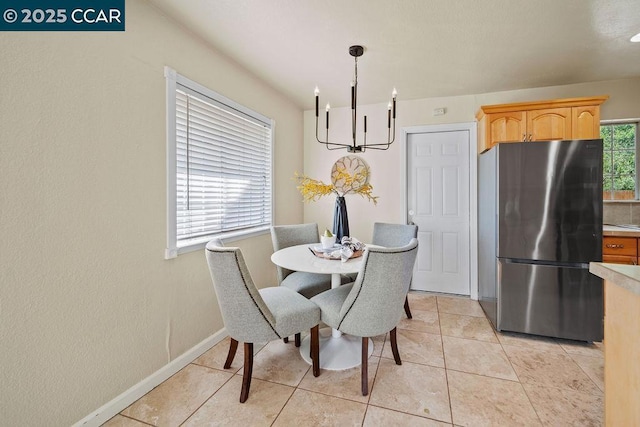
[{"left": 500, "top": 258, "right": 590, "bottom": 269}]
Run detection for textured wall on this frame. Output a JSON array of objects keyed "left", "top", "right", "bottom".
[{"left": 0, "top": 1, "right": 303, "bottom": 425}]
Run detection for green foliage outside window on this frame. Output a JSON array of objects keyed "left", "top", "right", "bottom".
[{"left": 601, "top": 123, "right": 637, "bottom": 200}]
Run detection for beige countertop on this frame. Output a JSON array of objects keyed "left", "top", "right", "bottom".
[
  {"left": 590, "top": 262, "right": 640, "bottom": 296},
  {"left": 603, "top": 225, "right": 640, "bottom": 237}
]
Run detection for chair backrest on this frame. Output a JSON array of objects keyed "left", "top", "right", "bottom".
[
  {"left": 270, "top": 223, "right": 320, "bottom": 282},
  {"left": 336, "top": 239, "right": 419, "bottom": 337},
  {"left": 372, "top": 222, "right": 418, "bottom": 247},
  {"left": 205, "top": 239, "right": 280, "bottom": 343}
]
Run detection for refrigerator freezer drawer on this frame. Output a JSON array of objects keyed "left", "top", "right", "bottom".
[{"left": 498, "top": 260, "right": 603, "bottom": 341}]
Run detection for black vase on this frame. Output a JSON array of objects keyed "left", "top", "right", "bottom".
[{"left": 332, "top": 196, "right": 350, "bottom": 241}]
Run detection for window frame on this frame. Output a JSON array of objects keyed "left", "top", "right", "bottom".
[
  {"left": 164, "top": 67, "right": 274, "bottom": 258},
  {"left": 601, "top": 119, "right": 640, "bottom": 202}
]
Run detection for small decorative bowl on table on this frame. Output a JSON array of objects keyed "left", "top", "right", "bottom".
[{"left": 320, "top": 234, "right": 337, "bottom": 249}]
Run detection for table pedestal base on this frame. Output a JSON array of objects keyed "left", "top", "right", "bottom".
[{"left": 300, "top": 327, "right": 374, "bottom": 370}]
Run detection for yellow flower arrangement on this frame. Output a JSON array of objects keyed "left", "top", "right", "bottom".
[
  {"left": 293, "top": 172, "right": 336, "bottom": 202},
  {"left": 294, "top": 166, "right": 379, "bottom": 205}
]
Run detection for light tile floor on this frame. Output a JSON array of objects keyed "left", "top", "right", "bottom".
[{"left": 103, "top": 293, "right": 604, "bottom": 426}]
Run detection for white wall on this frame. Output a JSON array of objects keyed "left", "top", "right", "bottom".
[
  {"left": 0, "top": 1, "right": 303, "bottom": 425},
  {"left": 303, "top": 78, "right": 640, "bottom": 243}
]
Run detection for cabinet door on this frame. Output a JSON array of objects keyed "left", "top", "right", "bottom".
[
  {"left": 572, "top": 105, "right": 600, "bottom": 139},
  {"left": 527, "top": 108, "right": 572, "bottom": 141},
  {"left": 488, "top": 111, "right": 526, "bottom": 144}
]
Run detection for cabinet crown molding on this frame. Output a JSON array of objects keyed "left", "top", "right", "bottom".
[{"left": 476, "top": 95, "right": 609, "bottom": 120}]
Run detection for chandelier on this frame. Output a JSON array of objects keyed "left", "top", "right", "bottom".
[{"left": 314, "top": 45, "right": 397, "bottom": 152}]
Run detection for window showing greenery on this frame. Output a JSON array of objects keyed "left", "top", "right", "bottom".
[{"left": 601, "top": 122, "right": 638, "bottom": 200}]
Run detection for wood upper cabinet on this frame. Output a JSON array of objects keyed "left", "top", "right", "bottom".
[
  {"left": 572, "top": 105, "right": 601, "bottom": 139},
  {"left": 485, "top": 111, "right": 526, "bottom": 144},
  {"left": 527, "top": 107, "right": 571, "bottom": 141},
  {"left": 476, "top": 96, "right": 608, "bottom": 153}
]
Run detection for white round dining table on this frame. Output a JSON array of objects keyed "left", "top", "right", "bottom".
[{"left": 270, "top": 243, "right": 374, "bottom": 370}]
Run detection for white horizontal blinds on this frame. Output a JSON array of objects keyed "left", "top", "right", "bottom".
[{"left": 175, "top": 86, "right": 272, "bottom": 245}]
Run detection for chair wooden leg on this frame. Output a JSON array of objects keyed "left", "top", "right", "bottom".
[
  {"left": 390, "top": 327, "right": 402, "bottom": 365},
  {"left": 311, "top": 325, "right": 320, "bottom": 377},
  {"left": 404, "top": 296, "right": 412, "bottom": 319},
  {"left": 223, "top": 338, "right": 238, "bottom": 369},
  {"left": 361, "top": 337, "right": 369, "bottom": 396},
  {"left": 295, "top": 333, "right": 301, "bottom": 347},
  {"left": 240, "top": 343, "right": 253, "bottom": 403},
  {"left": 283, "top": 337, "right": 289, "bottom": 343}
]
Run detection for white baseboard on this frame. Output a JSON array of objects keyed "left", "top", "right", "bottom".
[{"left": 73, "top": 328, "right": 228, "bottom": 427}]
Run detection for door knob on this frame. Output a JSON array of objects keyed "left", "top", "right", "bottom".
[{"left": 408, "top": 210, "right": 414, "bottom": 216}]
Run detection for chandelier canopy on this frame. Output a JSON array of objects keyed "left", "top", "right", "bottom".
[{"left": 314, "top": 45, "right": 397, "bottom": 152}]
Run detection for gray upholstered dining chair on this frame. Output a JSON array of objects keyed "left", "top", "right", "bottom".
[
  {"left": 271, "top": 223, "right": 350, "bottom": 345},
  {"left": 311, "top": 238, "right": 419, "bottom": 396},
  {"left": 344, "top": 222, "right": 418, "bottom": 318},
  {"left": 270, "top": 223, "right": 338, "bottom": 298},
  {"left": 205, "top": 239, "right": 321, "bottom": 403},
  {"left": 372, "top": 222, "right": 418, "bottom": 319}
]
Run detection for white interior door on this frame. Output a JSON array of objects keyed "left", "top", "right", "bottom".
[{"left": 407, "top": 128, "right": 470, "bottom": 295}]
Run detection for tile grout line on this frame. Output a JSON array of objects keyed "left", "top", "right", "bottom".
[
  {"left": 115, "top": 413, "right": 155, "bottom": 426},
  {"left": 180, "top": 340, "right": 276, "bottom": 426},
  {"left": 116, "top": 355, "right": 239, "bottom": 426},
  {"left": 437, "top": 296, "right": 456, "bottom": 425},
  {"left": 359, "top": 342, "right": 380, "bottom": 426},
  {"left": 500, "top": 334, "right": 605, "bottom": 393},
  {"left": 269, "top": 364, "right": 311, "bottom": 426},
  {"left": 502, "top": 333, "right": 603, "bottom": 423},
  {"left": 177, "top": 362, "right": 238, "bottom": 426},
  {"left": 566, "top": 353, "right": 605, "bottom": 394},
  {"left": 496, "top": 334, "right": 547, "bottom": 425}
]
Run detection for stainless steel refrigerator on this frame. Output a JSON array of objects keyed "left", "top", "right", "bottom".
[{"left": 478, "top": 139, "right": 603, "bottom": 342}]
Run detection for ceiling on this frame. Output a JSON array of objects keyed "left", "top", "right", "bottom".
[{"left": 150, "top": 0, "right": 640, "bottom": 110}]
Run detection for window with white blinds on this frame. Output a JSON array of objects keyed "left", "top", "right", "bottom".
[{"left": 165, "top": 68, "right": 273, "bottom": 257}]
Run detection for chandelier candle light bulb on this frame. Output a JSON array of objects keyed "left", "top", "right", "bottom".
[
  {"left": 326, "top": 103, "right": 330, "bottom": 130},
  {"left": 392, "top": 88, "right": 397, "bottom": 118},
  {"left": 351, "top": 81, "right": 355, "bottom": 110}
]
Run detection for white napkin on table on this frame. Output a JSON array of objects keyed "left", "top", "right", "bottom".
[{"left": 338, "top": 237, "right": 366, "bottom": 262}]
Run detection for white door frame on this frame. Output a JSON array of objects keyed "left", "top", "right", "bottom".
[{"left": 401, "top": 122, "right": 478, "bottom": 300}]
